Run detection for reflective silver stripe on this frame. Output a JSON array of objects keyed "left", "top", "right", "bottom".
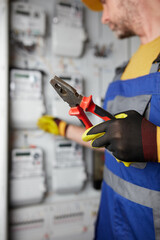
[
  {"left": 104, "top": 166, "right": 160, "bottom": 239},
  {"left": 150, "top": 63, "right": 160, "bottom": 73},
  {"left": 153, "top": 209, "right": 160, "bottom": 239},
  {"left": 107, "top": 95, "right": 151, "bottom": 116},
  {"left": 130, "top": 162, "right": 147, "bottom": 169}
]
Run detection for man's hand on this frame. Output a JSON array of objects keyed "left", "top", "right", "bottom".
[
  {"left": 37, "top": 115, "right": 68, "bottom": 137},
  {"left": 82, "top": 110, "right": 158, "bottom": 163}
]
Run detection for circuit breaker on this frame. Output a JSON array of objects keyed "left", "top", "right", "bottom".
[{"left": 10, "top": 191, "right": 100, "bottom": 240}]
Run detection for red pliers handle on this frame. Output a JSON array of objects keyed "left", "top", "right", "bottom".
[{"left": 69, "top": 95, "right": 114, "bottom": 129}]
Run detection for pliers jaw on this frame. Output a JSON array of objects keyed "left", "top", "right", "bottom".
[
  {"left": 50, "top": 75, "right": 113, "bottom": 129},
  {"left": 50, "top": 76, "right": 83, "bottom": 108}
]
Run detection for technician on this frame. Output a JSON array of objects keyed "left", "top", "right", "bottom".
[{"left": 38, "top": 0, "right": 160, "bottom": 239}]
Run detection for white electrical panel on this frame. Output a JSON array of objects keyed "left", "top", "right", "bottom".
[
  {"left": 52, "top": 1, "right": 87, "bottom": 57},
  {"left": 10, "top": 148, "right": 46, "bottom": 206},
  {"left": 52, "top": 138, "right": 86, "bottom": 194},
  {"left": 52, "top": 24, "right": 87, "bottom": 57},
  {"left": 56, "top": 1, "right": 84, "bottom": 27},
  {"left": 52, "top": 167, "right": 87, "bottom": 194},
  {"left": 10, "top": 69, "right": 42, "bottom": 99},
  {"left": 10, "top": 69, "right": 46, "bottom": 129},
  {"left": 10, "top": 191, "right": 100, "bottom": 240},
  {"left": 10, "top": 2, "right": 46, "bottom": 36}
]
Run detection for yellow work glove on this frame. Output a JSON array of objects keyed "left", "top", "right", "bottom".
[
  {"left": 82, "top": 112, "right": 132, "bottom": 167},
  {"left": 37, "top": 115, "right": 68, "bottom": 137}
]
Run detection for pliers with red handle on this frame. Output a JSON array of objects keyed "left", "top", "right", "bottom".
[{"left": 50, "top": 76, "right": 114, "bottom": 129}]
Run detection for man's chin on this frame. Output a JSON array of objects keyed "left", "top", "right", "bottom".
[{"left": 114, "top": 30, "right": 135, "bottom": 39}]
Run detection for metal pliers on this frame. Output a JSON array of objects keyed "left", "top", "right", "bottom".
[{"left": 50, "top": 76, "right": 114, "bottom": 129}]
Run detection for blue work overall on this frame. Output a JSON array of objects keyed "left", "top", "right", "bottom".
[{"left": 95, "top": 71, "right": 160, "bottom": 240}]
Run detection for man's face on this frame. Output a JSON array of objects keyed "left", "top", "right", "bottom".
[{"left": 101, "top": 0, "right": 138, "bottom": 39}]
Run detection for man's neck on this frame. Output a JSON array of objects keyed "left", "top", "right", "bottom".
[
  {"left": 140, "top": 33, "right": 160, "bottom": 45},
  {"left": 138, "top": 0, "right": 160, "bottom": 44}
]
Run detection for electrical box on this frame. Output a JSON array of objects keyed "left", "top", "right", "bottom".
[
  {"left": 52, "top": 2, "right": 87, "bottom": 57},
  {"left": 11, "top": 2, "right": 46, "bottom": 36},
  {"left": 52, "top": 24, "right": 87, "bottom": 57},
  {"left": 10, "top": 191, "right": 100, "bottom": 240},
  {"left": 10, "top": 148, "right": 46, "bottom": 206},
  {"left": 10, "top": 69, "right": 46, "bottom": 129},
  {"left": 52, "top": 138, "right": 86, "bottom": 194},
  {"left": 53, "top": 138, "right": 83, "bottom": 168}
]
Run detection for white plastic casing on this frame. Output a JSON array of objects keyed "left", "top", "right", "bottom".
[
  {"left": 11, "top": 2, "right": 46, "bottom": 36},
  {"left": 10, "top": 190, "right": 100, "bottom": 240},
  {"left": 10, "top": 69, "right": 46, "bottom": 129},
  {"left": 52, "top": 24, "right": 87, "bottom": 57},
  {"left": 10, "top": 148, "right": 46, "bottom": 206}
]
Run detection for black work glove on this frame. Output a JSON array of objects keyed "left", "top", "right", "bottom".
[{"left": 82, "top": 110, "right": 158, "bottom": 163}]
